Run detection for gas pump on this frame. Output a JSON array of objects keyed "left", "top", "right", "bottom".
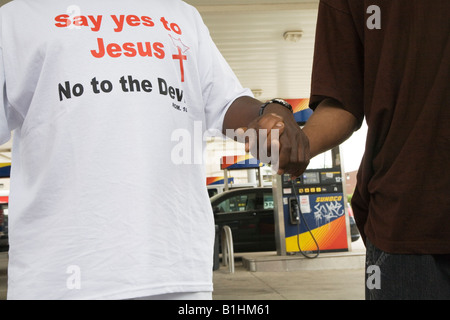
[{"left": 272, "top": 100, "right": 351, "bottom": 256}]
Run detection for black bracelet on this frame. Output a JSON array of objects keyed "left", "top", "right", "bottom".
[{"left": 259, "top": 99, "right": 294, "bottom": 117}]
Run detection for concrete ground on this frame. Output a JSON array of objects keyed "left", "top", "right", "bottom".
[
  {"left": 213, "top": 238, "right": 366, "bottom": 300},
  {"left": 213, "top": 263, "right": 365, "bottom": 300},
  {"left": 0, "top": 252, "right": 6, "bottom": 300}
]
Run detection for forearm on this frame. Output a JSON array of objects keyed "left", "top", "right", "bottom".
[
  {"left": 302, "top": 98, "right": 359, "bottom": 158},
  {"left": 222, "top": 96, "right": 261, "bottom": 134},
  {"left": 222, "top": 96, "right": 294, "bottom": 134}
]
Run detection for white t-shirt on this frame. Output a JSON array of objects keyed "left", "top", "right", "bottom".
[{"left": 0, "top": 0, "right": 251, "bottom": 300}]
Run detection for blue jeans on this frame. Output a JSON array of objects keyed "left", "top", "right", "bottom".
[{"left": 365, "top": 239, "right": 450, "bottom": 300}]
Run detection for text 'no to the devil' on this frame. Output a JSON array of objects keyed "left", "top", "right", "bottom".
[{"left": 58, "top": 76, "right": 184, "bottom": 103}]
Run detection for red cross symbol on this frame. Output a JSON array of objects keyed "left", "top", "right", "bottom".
[{"left": 172, "top": 47, "right": 187, "bottom": 82}]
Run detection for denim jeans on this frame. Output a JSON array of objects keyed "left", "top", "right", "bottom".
[{"left": 365, "top": 239, "right": 450, "bottom": 300}]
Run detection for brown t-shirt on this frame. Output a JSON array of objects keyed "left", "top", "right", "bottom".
[{"left": 310, "top": 0, "right": 450, "bottom": 254}]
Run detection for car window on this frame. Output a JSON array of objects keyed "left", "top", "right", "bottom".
[
  {"left": 208, "top": 188, "right": 218, "bottom": 198},
  {"left": 263, "top": 192, "right": 274, "bottom": 209},
  {"left": 216, "top": 192, "right": 257, "bottom": 213}
]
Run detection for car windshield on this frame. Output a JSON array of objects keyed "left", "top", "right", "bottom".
[{"left": 210, "top": 192, "right": 224, "bottom": 203}]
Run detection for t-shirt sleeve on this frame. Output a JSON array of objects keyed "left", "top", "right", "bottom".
[
  {"left": 0, "top": 9, "right": 20, "bottom": 145},
  {"left": 0, "top": 48, "right": 12, "bottom": 145},
  {"left": 310, "top": 0, "right": 365, "bottom": 127},
  {"left": 194, "top": 10, "right": 253, "bottom": 133}
]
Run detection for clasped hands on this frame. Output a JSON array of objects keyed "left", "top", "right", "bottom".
[{"left": 235, "top": 112, "right": 310, "bottom": 179}]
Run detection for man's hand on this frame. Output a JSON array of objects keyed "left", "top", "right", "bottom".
[
  {"left": 223, "top": 96, "right": 359, "bottom": 179},
  {"left": 223, "top": 97, "right": 311, "bottom": 178},
  {"left": 236, "top": 108, "right": 311, "bottom": 178}
]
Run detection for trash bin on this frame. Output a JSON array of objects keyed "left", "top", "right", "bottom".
[{"left": 213, "top": 225, "right": 220, "bottom": 271}]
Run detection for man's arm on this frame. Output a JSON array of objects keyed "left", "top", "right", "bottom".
[
  {"left": 222, "top": 96, "right": 261, "bottom": 132},
  {"left": 302, "top": 98, "right": 359, "bottom": 158}
]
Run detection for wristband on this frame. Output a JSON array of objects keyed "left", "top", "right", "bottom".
[{"left": 259, "top": 99, "right": 293, "bottom": 117}]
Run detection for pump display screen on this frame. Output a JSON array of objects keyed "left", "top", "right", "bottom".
[
  {"left": 320, "top": 172, "right": 341, "bottom": 184},
  {"left": 302, "top": 172, "right": 320, "bottom": 185},
  {"left": 282, "top": 169, "right": 343, "bottom": 193}
]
